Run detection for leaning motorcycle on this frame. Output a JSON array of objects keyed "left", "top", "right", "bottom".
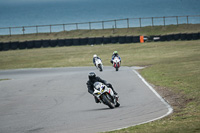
[
  {"left": 95, "top": 58, "right": 103, "bottom": 72},
  {"left": 113, "top": 57, "right": 120, "bottom": 71},
  {"left": 93, "top": 82, "right": 120, "bottom": 109}
]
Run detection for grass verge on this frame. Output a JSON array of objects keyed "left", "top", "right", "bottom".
[
  {"left": 0, "top": 40, "right": 200, "bottom": 132},
  {"left": 0, "top": 79, "right": 10, "bottom": 81}
]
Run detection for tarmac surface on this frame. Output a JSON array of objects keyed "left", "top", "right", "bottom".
[{"left": 0, "top": 66, "right": 172, "bottom": 133}]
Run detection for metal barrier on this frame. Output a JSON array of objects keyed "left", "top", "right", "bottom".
[
  {"left": 1, "top": 33, "right": 199, "bottom": 51},
  {"left": 0, "top": 15, "right": 200, "bottom": 36}
]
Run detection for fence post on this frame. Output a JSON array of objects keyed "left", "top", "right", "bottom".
[
  {"left": 63, "top": 24, "right": 65, "bottom": 31},
  {"left": 102, "top": 21, "right": 104, "bottom": 30},
  {"left": 114, "top": 20, "right": 117, "bottom": 28},
  {"left": 89, "top": 22, "right": 91, "bottom": 30},
  {"left": 187, "top": 16, "right": 189, "bottom": 24},
  {"left": 22, "top": 27, "right": 25, "bottom": 35},
  {"left": 127, "top": 18, "right": 129, "bottom": 28},
  {"left": 50, "top": 25, "right": 52, "bottom": 33},
  {"left": 9, "top": 27, "right": 11, "bottom": 36},
  {"left": 176, "top": 16, "right": 178, "bottom": 26},
  {"left": 139, "top": 18, "right": 141, "bottom": 28},
  {"left": 163, "top": 16, "right": 165, "bottom": 26},
  {"left": 76, "top": 23, "right": 78, "bottom": 30},
  {"left": 152, "top": 17, "right": 154, "bottom": 27},
  {"left": 36, "top": 26, "right": 38, "bottom": 34}
]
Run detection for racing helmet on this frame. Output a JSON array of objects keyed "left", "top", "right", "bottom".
[
  {"left": 93, "top": 54, "right": 97, "bottom": 58},
  {"left": 113, "top": 51, "right": 118, "bottom": 56},
  {"left": 88, "top": 72, "right": 96, "bottom": 80}
]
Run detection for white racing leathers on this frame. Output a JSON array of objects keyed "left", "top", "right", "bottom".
[{"left": 95, "top": 58, "right": 103, "bottom": 72}]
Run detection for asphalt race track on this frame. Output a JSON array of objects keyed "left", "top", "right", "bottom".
[{"left": 0, "top": 67, "right": 172, "bottom": 133}]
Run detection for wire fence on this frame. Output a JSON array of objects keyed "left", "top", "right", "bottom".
[{"left": 0, "top": 15, "right": 200, "bottom": 36}]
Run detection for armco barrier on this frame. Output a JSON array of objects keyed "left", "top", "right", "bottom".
[
  {"left": 0, "top": 42, "right": 3, "bottom": 51},
  {"left": 111, "top": 36, "right": 118, "bottom": 44},
  {"left": 199, "top": 32, "right": 200, "bottom": 39},
  {"left": 160, "top": 35, "right": 167, "bottom": 41},
  {"left": 126, "top": 36, "right": 133, "bottom": 43},
  {"left": 148, "top": 36, "right": 154, "bottom": 42},
  {"left": 73, "top": 38, "right": 80, "bottom": 45},
  {"left": 42, "top": 40, "right": 50, "bottom": 47},
  {"left": 27, "top": 41, "right": 35, "bottom": 49},
  {"left": 65, "top": 39, "right": 73, "bottom": 46},
  {"left": 34, "top": 40, "right": 42, "bottom": 48},
  {"left": 186, "top": 33, "right": 193, "bottom": 40},
  {"left": 166, "top": 34, "right": 174, "bottom": 41},
  {"left": 80, "top": 38, "right": 88, "bottom": 45},
  {"left": 19, "top": 41, "right": 27, "bottom": 49},
  {"left": 88, "top": 37, "right": 95, "bottom": 44},
  {"left": 103, "top": 37, "right": 111, "bottom": 44},
  {"left": 180, "top": 33, "right": 187, "bottom": 40},
  {"left": 118, "top": 36, "right": 126, "bottom": 44},
  {"left": 174, "top": 33, "right": 180, "bottom": 40},
  {"left": 50, "top": 40, "right": 57, "bottom": 47},
  {"left": 1, "top": 32, "right": 200, "bottom": 52},
  {"left": 192, "top": 33, "right": 199, "bottom": 40},
  {"left": 2, "top": 42, "right": 10, "bottom": 51},
  {"left": 153, "top": 36, "right": 161, "bottom": 42},
  {"left": 133, "top": 36, "right": 140, "bottom": 43},
  {"left": 10, "top": 41, "right": 19, "bottom": 50},
  {"left": 95, "top": 37, "right": 103, "bottom": 44},
  {"left": 57, "top": 39, "right": 65, "bottom": 47}
]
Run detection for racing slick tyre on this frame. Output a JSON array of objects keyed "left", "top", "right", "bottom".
[
  {"left": 102, "top": 94, "right": 115, "bottom": 109},
  {"left": 116, "top": 67, "right": 118, "bottom": 71},
  {"left": 99, "top": 64, "right": 103, "bottom": 72}
]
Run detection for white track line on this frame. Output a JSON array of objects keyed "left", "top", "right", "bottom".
[
  {"left": 107, "top": 68, "right": 173, "bottom": 132},
  {"left": 132, "top": 68, "right": 173, "bottom": 119}
]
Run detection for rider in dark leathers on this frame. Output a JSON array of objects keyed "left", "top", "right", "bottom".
[{"left": 86, "top": 72, "right": 118, "bottom": 103}]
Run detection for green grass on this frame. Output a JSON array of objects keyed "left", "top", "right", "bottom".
[
  {"left": 0, "top": 40, "right": 200, "bottom": 133},
  {"left": 0, "top": 79, "right": 10, "bottom": 81},
  {"left": 0, "top": 24, "right": 200, "bottom": 42}
]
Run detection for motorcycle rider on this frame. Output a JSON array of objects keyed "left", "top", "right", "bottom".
[
  {"left": 93, "top": 54, "right": 102, "bottom": 66},
  {"left": 86, "top": 72, "right": 118, "bottom": 103},
  {"left": 110, "top": 51, "right": 121, "bottom": 64}
]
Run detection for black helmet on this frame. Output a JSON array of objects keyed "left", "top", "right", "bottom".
[{"left": 88, "top": 72, "right": 96, "bottom": 80}]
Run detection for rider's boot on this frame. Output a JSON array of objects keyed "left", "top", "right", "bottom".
[{"left": 113, "top": 89, "right": 118, "bottom": 95}]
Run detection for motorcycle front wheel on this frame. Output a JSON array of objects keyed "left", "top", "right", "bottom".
[
  {"left": 99, "top": 64, "right": 103, "bottom": 72},
  {"left": 102, "top": 94, "right": 115, "bottom": 109}
]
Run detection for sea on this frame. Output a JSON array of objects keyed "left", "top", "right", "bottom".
[{"left": 0, "top": 0, "right": 200, "bottom": 35}]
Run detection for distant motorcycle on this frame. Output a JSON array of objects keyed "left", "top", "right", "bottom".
[
  {"left": 112, "top": 57, "right": 120, "bottom": 71},
  {"left": 93, "top": 82, "right": 120, "bottom": 109},
  {"left": 95, "top": 58, "right": 103, "bottom": 72}
]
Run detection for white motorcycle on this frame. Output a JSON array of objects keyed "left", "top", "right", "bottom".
[
  {"left": 93, "top": 82, "right": 120, "bottom": 109},
  {"left": 113, "top": 57, "right": 121, "bottom": 71},
  {"left": 95, "top": 58, "right": 103, "bottom": 72}
]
